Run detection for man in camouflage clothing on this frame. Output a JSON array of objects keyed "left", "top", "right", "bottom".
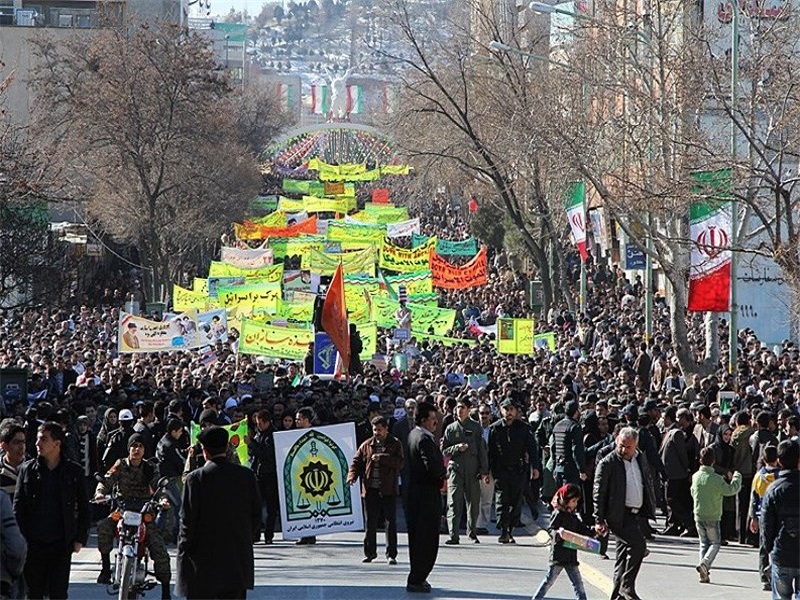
[{"left": 95, "top": 433, "right": 172, "bottom": 600}]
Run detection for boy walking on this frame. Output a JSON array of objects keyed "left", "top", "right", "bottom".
[{"left": 690, "top": 446, "right": 742, "bottom": 583}]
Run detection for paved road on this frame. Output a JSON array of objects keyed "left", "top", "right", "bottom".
[{"left": 65, "top": 513, "right": 766, "bottom": 600}]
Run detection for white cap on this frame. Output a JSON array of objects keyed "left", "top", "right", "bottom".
[
  {"left": 118, "top": 409, "right": 134, "bottom": 421},
  {"left": 224, "top": 398, "right": 239, "bottom": 410}
]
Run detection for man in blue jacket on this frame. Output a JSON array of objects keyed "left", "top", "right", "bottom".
[{"left": 760, "top": 439, "right": 799, "bottom": 600}]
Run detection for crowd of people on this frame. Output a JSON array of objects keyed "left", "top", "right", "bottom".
[{"left": 0, "top": 187, "right": 798, "bottom": 600}]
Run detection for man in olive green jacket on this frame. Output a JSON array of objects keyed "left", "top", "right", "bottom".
[{"left": 442, "top": 398, "right": 488, "bottom": 544}]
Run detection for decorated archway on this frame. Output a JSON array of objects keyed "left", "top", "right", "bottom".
[{"left": 263, "top": 123, "right": 397, "bottom": 177}]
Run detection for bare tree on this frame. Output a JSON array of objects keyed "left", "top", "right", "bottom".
[
  {"left": 376, "top": 0, "right": 578, "bottom": 314},
  {"left": 29, "top": 22, "right": 263, "bottom": 302}
]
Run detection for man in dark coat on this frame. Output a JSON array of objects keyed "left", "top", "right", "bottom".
[
  {"left": 594, "top": 426, "right": 657, "bottom": 600},
  {"left": 405, "top": 402, "right": 446, "bottom": 594},
  {"left": 13, "top": 421, "right": 90, "bottom": 600},
  {"left": 177, "top": 426, "right": 262, "bottom": 600}
]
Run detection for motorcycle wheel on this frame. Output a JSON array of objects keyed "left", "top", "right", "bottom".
[{"left": 118, "top": 554, "right": 137, "bottom": 600}]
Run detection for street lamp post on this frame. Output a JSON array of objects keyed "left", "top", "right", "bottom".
[{"left": 728, "top": 3, "right": 739, "bottom": 375}]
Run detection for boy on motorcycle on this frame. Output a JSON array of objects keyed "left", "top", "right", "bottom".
[{"left": 95, "top": 433, "right": 172, "bottom": 600}]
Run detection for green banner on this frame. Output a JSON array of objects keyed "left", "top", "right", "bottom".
[
  {"left": 412, "top": 234, "right": 479, "bottom": 257},
  {"left": 370, "top": 295, "right": 455, "bottom": 336}
]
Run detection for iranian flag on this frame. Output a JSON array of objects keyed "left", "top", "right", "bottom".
[
  {"left": 565, "top": 181, "right": 588, "bottom": 261},
  {"left": 346, "top": 85, "right": 363, "bottom": 114},
  {"left": 688, "top": 169, "right": 732, "bottom": 312},
  {"left": 310, "top": 84, "right": 330, "bottom": 115}
]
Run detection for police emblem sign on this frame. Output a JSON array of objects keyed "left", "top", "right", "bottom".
[{"left": 274, "top": 423, "right": 363, "bottom": 539}]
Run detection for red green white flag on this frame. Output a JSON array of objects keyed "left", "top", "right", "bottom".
[
  {"left": 688, "top": 169, "right": 732, "bottom": 312},
  {"left": 346, "top": 85, "right": 363, "bottom": 114},
  {"left": 565, "top": 181, "right": 588, "bottom": 261}
]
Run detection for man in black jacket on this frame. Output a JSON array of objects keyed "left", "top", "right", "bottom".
[
  {"left": 13, "top": 421, "right": 90, "bottom": 599},
  {"left": 594, "top": 426, "right": 656, "bottom": 600},
  {"left": 405, "top": 402, "right": 446, "bottom": 594},
  {"left": 760, "top": 439, "right": 799, "bottom": 599},
  {"left": 551, "top": 400, "right": 587, "bottom": 490},
  {"left": 249, "top": 409, "right": 280, "bottom": 544},
  {"left": 177, "top": 426, "right": 262, "bottom": 599}
]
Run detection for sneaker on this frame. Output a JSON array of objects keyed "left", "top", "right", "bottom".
[
  {"left": 387, "top": 557, "right": 397, "bottom": 565},
  {"left": 696, "top": 563, "right": 710, "bottom": 583},
  {"left": 468, "top": 532, "right": 480, "bottom": 544},
  {"left": 97, "top": 569, "right": 112, "bottom": 585},
  {"left": 762, "top": 581, "right": 771, "bottom": 592},
  {"left": 444, "top": 538, "right": 459, "bottom": 545},
  {"left": 362, "top": 556, "right": 377, "bottom": 563}
]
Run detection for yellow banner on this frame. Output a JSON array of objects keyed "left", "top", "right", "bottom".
[
  {"left": 248, "top": 212, "right": 286, "bottom": 227},
  {"left": 217, "top": 283, "right": 281, "bottom": 315},
  {"left": 344, "top": 280, "right": 379, "bottom": 324},
  {"left": 192, "top": 278, "right": 209, "bottom": 295},
  {"left": 238, "top": 319, "right": 313, "bottom": 360},
  {"left": 277, "top": 299, "right": 315, "bottom": 322},
  {"left": 173, "top": 285, "right": 211, "bottom": 312},
  {"left": 380, "top": 164, "right": 411, "bottom": 176},
  {"left": 327, "top": 220, "right": 386, "bottom": 244},
  {"left": 355, "top": 321, "right": 377, "bottom": 360},
  {"left": 302, "top": 195, "right": 351, "bottom": 214},
  {"left": 380, "top": 237, "right": 436, "bottom": 273},
  {"left": 497, "top": 319, "right": 535, "bottom": 354},
  {"left": 233, "top": 222, "right": 264, "bottom": 241},
  {"left": 277, "top": 196, "right": 305, "bottom": 212},
  {"left": 304, "top": 246, "right": 377, "bottom": 276},
  {"left": 208, "top": 262, "right": 283, "bottom": 282}
]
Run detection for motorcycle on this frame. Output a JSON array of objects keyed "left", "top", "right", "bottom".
[{"left": 93, "top": 476, "right": 170, "bottom": 600}]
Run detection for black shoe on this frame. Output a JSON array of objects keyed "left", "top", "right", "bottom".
[
  {"left": 406, "top": 583, "right": 431, "bottom": 593},
  {"left": 508, "top": 534, "right": 516, "bottom": 544},
  {"left": 362, "top": 556, "right": 377, "bottom": 563},
  {"left": 468, "top": 532, "right": 480, "bottom": 544},
  {"left": 660, "top": 525, "right": 682, "bottom": 536},
  {"left": 498, "top": 532, "right": 511, "bottom": 544},
  {"left": 96, "top": 569, "right": 112, "bottom": 585},
  {"left": 296, "top": 537, "right": 316, "bottom": 545},
  {"left": 444, "top": 538, "right": 459, "bottom": 545}
]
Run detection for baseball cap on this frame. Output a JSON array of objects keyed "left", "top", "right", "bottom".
[{"left": 118, "top": 409, "right": 134, "bottom": 421}]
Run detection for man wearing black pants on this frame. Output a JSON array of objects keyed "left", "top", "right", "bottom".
[
  {"left": 405, "top": 402, "right": 446, "bottom": 594},
  {"left": 249, "top": 410, "right": 280, "bottom": 544},
  {"left": 347, "top": 416, "right": 404, "bottom": 563},
  {"left": 14, "top": 422, "right": 90, "bottom": 599},
  {"left": 594, "top": 427, "right": 656, "bottom": 600}
]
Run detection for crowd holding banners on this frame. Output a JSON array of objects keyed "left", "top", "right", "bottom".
[
  {"left": 430, "top": 245, "right": 488, "bottom": 289},
  {"left": 172, "top": 285, "right": 213, "bottom": 313},
  {"left": 4, "top": 165, "right": 800, "bottom": 599},
  {"left": 189, "top": 418, "right": 249, "bottom": 465}
]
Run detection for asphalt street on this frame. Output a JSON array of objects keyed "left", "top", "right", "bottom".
[{"left": 65, "top": 513, "right": 766, "bottom": 600}]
